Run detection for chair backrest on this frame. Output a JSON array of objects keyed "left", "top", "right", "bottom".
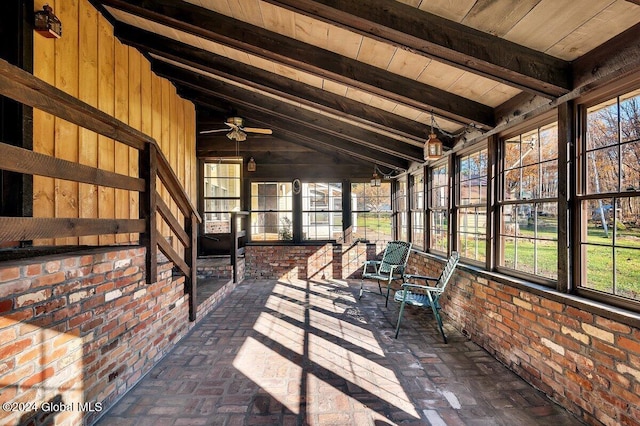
[
  {"left": 434, "top": 251, "right": 460, "bottom": 294},
  {"left": 378, "top": 241, "right": 412, "bottom": 275}
]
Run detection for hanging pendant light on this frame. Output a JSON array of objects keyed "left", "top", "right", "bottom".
[
  {"left": 371, "top": 166, "right": 381, "bottom": 187},
  {"left": 424, "top": 113, "right": 443, "bottom": 160}
]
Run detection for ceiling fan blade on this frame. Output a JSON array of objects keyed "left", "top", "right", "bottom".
[
  {"left": 199, "top": 128, "right": 229, "bottom": 134},
  {"left": 243, "top": 127, "right": 273, "bottom": 135}
]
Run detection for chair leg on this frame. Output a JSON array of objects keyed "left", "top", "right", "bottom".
[
  {"left": 431, "top": 305, "right": 447, "bottom": 344},
  {"left": 359, "top": 280, "right": 364, "bottom": 299},
  {"left": 395, "top": 299, "right": 407, "bottom": 338}
]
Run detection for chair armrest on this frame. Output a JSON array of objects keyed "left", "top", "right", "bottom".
[
  {"left": 364, "top": 260, "right": 382, "bottom": 266},
  {"left": 401, "top": 282, "right": 442, "bottom": 292},
  {"left": 404, "top": 274, "right": 438, "bottom": 281}
]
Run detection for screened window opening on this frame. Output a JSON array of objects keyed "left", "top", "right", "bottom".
[
  {"left": 202, "top": 161, "right": 241, "bottom": 234},
  {"left": 250, "top": 182, "right": 293, "bottom": 241},
  {"left": 302, "top": 182, "right": 343, "bottom": 241},
  {"left": 351, "top": 182, "right": 392, "bottom": 243}
]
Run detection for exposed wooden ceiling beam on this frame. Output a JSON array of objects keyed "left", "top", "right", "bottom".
[
  {"left": 100, "top": 0, "right": 495, "bottom": 128},
  {"left": 115, "top": 24, "right": 440, "bottom": 143},
  {"left": 262, "top": 0, "right": 571, "bottom": 98},
  {"left": 573, "top": 22, "right": 640, "bottom": 90},
  {"left": 152, "top": 61, "right": 425, "bottom": 163}
]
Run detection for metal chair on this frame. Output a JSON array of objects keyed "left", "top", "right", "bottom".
[
  {"left": 359, "top": 241, "right": 412, "bottom": 307},
  {"left": 394, "top": 252, "right": 459, "bottom": 343}
]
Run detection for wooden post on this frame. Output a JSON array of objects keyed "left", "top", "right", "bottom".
[
  {"left": 231, "top": 212, "right": 239, "bottom": 283},
  {"left": 557, "top": 101, "right": 573, "bottom": 293},
  {"left": 185, "top": 212, "right": 198, "bottom": 321},
  {"left": 139, "top": 143, "right": 158, "bottom": 283}
]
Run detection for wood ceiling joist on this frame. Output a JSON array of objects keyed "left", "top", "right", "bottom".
[
  {"left": 572, "top": 22, "right": 640, "bottom": 90},
  {"left": 262, "top": 0, "right": 572, "bottom": 98},
  {"left": 178, "top": 88, "right": 410, "bottom": 171},
  {"left": 151, "top": 62, "right": 425, "bottom": 163},
  {"left": 115, "top": 24, "right": 439, "bottom": 144},
  {"left": 99, "top": 0, "right": 495, "bottom": 128}
]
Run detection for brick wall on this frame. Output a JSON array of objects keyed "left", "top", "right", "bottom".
[
  {"left": 0, "top": 247, "right": 192, "bottom": 426},
  {"left": 409, "top": 252, "right": 640, "bottom": 426},
  {"left": 245, "top": 243, "right": 371, "bottom": 280}
]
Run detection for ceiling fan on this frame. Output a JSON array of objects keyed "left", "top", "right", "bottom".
[{"left": 199, "top": 116, "right": 273, "bottom": 141}]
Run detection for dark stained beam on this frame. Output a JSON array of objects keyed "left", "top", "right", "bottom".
[
  {"left": 115, "top": 24, "right": 439, "bottom": 143},
  {"left": 185, "top": 90, "right": 409, "bottom": 170},
  {"left": 573, "top": 22, "right": 640, "bottom": 90},
  {"left": 262, "top": 0, "right": 571, "bottom": 98},
  {"left": 152, "top": 62, "right": 425, "bottom": 163},
  {"left": 100, "top": 0, "right": 495, "bottom": 128}
]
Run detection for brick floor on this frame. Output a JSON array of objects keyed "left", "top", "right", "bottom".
[{"left": 96, "top": 278, "right": 583, "bottom": 425}]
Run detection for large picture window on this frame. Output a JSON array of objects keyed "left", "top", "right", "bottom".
[
  {"left": 351, "top": 182, "right": 392, "bottom": 243},
  {"left": 499, "top": 124, "right": 558, "bottom": 280},
  {"left": 429, "top": 163, "right": 449, "bottom": 253},
  {"left": 302, "top": 182, "right": 343, "bottom": 241},
  {"left": 580, "top": 88, "right": 640, "bottom": 302},
  {"left": 458, "top": 149, "right": 488, "bottom": 262},
  {"left": 250, "top": 182, "right": 293, "bottom": 241}
]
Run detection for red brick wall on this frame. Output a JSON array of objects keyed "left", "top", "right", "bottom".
[
  {"left": 0, "top": 247, "right": 191, "bottom": 426},
  {"left": 245, "top": 243, "right": 371, "bottom": 280},
  {"left": 409, "top": 253, "right": 640, "bottom": 426}
]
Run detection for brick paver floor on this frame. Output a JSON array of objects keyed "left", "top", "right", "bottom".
[{"left": 96, "top": 278, "right": 583, "bottom": 425}]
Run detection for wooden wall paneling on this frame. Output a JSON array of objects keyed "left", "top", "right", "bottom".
[
  {"left": 185, "top": 103, "right": 196, "bottom": 201},
  {"left": 32, "top": 0, "right": 56, "bottom": 245},
  {"left": 160, "top": 78, "right": 171, "bottom": 238},
  {"left": 54, "top": 0, "right": 80, "bottom": 245},
  {"left": 169, "top": 80, "right": 179, "bottom": 253},
  {"left": 176, "top": 98, "right": 186, "bottom": 256},
  {"left": 97, "top": 13, "right": 116, "bottom": 245},
  {"left": 140, "top": 55, "right": 152, "bottom": 243},
  {"left": 78, "top": 0, "right": 99, "bottom": 245},
  {"left": 114, "top": 40, "right": 129, "bottom": 244},
  {"left": 150, "top": 72, "right": 163, "bottom": 240},
  {"left": 128, "top": 47, "right": 141, "bottom": 242}
]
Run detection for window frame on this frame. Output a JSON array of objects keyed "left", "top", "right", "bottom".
[
  {"left": 456, "top": 147, "right": 489, "bottom": 266},
  {"left": 410, "top": 169, "right": 425, "bottom": 249},
  {"left": 427, "top": 159, "right": 450, "bottom": 255},
  {"left": 496, "top": 121, "right": 560, "bottom": 285},
  {"left": 249, "top": 181, "right": 293, "bottom": 242},
  {"left": 575, "top": 87, "right": 640, "bottom": 310}
]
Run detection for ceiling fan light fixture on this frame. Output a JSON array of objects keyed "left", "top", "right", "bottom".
[{"left": 371, "top": 166, "right": 381, "bottom": 187}]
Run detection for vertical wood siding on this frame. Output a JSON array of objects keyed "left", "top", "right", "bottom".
[{"left": 32, "top": 0, "right": 196, "bottom": 247}]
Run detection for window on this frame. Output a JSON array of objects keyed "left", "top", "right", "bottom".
[
  {"left": 411, "top": 171, "right": 425, "bottom": 249},
  {"left": 394, "top": 177, "right": 408, "bottom": 242},
  {"left": 202, "top": 161, "right": 241, "bottom": 234},
  {"left": 579, "top": 88, "right": 640, "bottom": 302},
  {"left": 351, "top": 182, "right": 392, "bottom": 243},
  {"left": 250, "top": 182, "right": 293, "bottom": 241},
  {"left": 458, "top": 149, "right": 488, "bottom": 262},
  {"left": 499, "top": 123, "right": 558, "bottom": 280},
  {"left": 429, "top": 163, "right": 449, "bottom": 253},
  {"left": 302, "top": 182, "right": 342, "bottom": 241}
]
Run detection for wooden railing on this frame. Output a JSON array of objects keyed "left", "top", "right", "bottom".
[
  {"left": 0, "top": 58, "right": 202, "bottom": 321},
  {"left": 230, "top": 211, "right": 249, "bottom": 283}
]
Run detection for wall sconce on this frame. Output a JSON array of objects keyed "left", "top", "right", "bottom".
[
  {"left": 247, "top": 157, "right": 257, "bottom": 172},
  {"left": 370, "top": 167, "right": 381, "bottom": 187},
  {"left": 424, "top": 113, "right": 443, "bottom": 160},
  {"left": 34, "top": 4, "right": 62, "bottom": 39}
]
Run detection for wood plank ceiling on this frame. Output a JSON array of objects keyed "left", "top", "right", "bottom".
[{"left": 93, "top": 0, "right": 640, "bottom": 171}]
